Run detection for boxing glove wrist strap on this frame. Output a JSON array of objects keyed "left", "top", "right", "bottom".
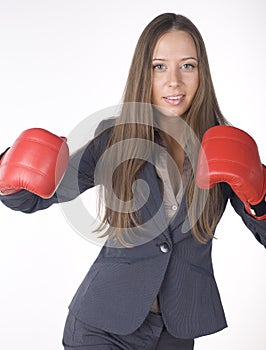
[{"left": 250, "top": 196, "right": 266, "bottom": 219}]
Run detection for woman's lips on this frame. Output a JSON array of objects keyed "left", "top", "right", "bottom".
[{"left": 163, "top": 94, "right": 185, "bottom": 105}]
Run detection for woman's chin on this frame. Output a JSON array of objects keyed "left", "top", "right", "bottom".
[{"left": 153, "top": 104, "right": 189, "bottom": 118}]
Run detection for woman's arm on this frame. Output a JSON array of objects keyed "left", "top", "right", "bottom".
[
  {"left": 0, "top": 141, "right": 95, "bottom": 212},
  {"left": 196, "top": 125, "right": 266, "bottom": 247},
  {"left": 229, "top": 187, "right": 266, "bottom": 248},
  {"left": 0, "top": 120, "right": 112, "bottom": 214}
]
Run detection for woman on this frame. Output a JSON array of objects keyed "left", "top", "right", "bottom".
[{"left": 0, "top": 13, "right": 265, "bottom": 350}]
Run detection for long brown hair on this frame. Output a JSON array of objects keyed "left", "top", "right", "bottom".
[{"left": 97, "top": 13, "right": 229, "bottom": 246}]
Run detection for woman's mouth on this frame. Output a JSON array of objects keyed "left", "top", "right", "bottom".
[{"left": 163, "top": 94, "right": 185, "bottom": 105}]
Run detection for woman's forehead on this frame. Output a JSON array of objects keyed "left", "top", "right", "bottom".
[{"left": 152, "top": 31, "right": 197, "bottom": 59}]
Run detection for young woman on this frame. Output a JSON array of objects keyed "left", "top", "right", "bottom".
[{"left": 0, "top": 13, "right": 265, "bottom": 350}]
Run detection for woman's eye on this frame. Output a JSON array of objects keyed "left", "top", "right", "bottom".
[
  {"left": 153, "top": 64, "right": 166, "bottom": 70},
  {"left": 181, "top": 63, "right": 195, "bottom": 71}
]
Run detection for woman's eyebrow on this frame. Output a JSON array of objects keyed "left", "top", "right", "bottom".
[
  {"left": 152, "top": 56, "right": 198, "bottom": 61},
  {"left": 152, "top": 58, "right": 166, "bottom": 61},
  {"left": 180, "top": 56, "right": 199, "bottom": 62}
]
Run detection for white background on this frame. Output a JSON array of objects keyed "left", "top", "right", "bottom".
[{"left": 0, "top": 0, "right": 266, "bottom": 349}]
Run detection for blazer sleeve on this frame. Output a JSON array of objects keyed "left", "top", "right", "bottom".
[
  {"left": 0, "top": 119, "right": 113, "bottom": 214},
  {"left": 228, "top": 185, "right": 266, "bottom": 248}
]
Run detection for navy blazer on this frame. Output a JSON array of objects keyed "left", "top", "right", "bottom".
[{"left": 1, "top": 120, "right": 266, "bottom": 339}]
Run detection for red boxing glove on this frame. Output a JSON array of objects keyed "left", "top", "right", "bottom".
[
  {"left": 0, "top": 128, "right": 69, "bottom": 198},
  {"left": 196, "top": 125, "right": 266, "bottom": 220}
]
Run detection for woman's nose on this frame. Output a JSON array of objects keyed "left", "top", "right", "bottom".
[{"left": 168, "top": 69, "right": 182, "bottom": 87}]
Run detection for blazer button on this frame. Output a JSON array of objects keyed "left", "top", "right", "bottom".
[{"left": 159, "top": 242, "right": 170, "bottom": 253}]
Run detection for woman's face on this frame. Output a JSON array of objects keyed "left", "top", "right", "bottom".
[{"left": 151, "top": 30, "right": 199, "bottom": 118}]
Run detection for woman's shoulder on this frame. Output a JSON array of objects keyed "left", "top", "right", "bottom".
[{"left": 94, "top": 116, "right": 117, "bottom": 137}]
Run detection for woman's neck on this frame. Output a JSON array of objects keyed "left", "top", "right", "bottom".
[
  {"left": 154, "top": 110, "right": 187, "bottom": 173},
  {"left": 154, "top": 109, "right": 187, "bottom": 147}
]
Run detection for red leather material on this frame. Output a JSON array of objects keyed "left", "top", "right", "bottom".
[
  {"left": 196, "top": 125, "right": 266, "bottom": 219},
  {"left": 0, "top": 128, "right": 69, "bottom": 198}
]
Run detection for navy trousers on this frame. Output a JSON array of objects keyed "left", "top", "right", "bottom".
[{"left": 62, "top": 311, "right": 194, "bottom": 349}]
